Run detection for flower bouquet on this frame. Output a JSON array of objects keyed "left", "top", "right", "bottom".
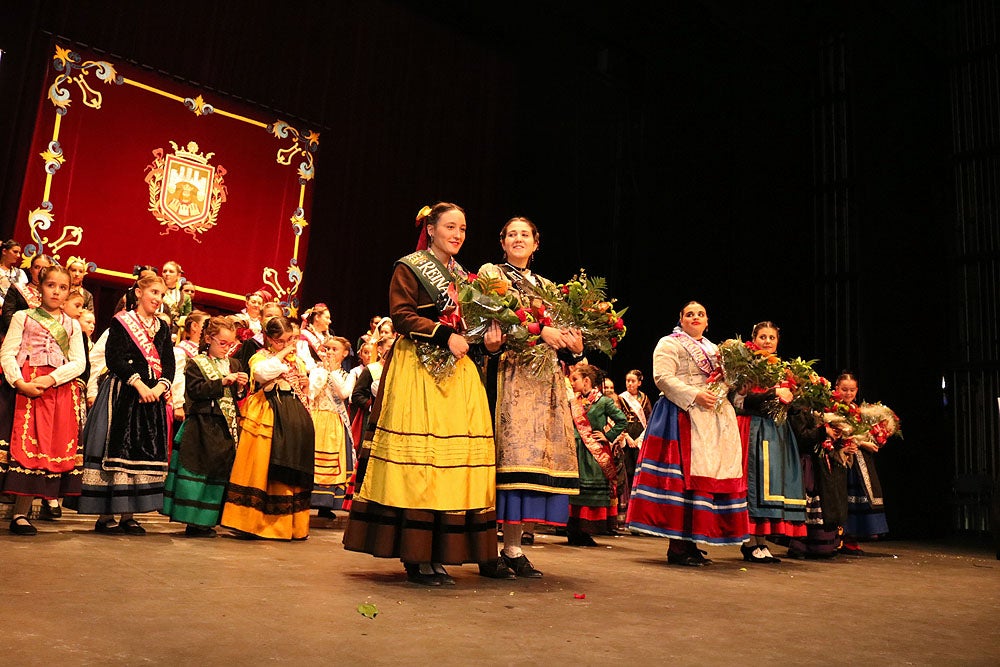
[
  {"left": 821, "top": 398, "right": 902, "bottom": 464},
  {"left": 557, "top": 269, "right": 627, "bottom": 358}
]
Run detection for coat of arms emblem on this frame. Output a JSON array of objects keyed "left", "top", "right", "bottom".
[{"left": 145, "top": 140, "right": 227, "bottom": 239}]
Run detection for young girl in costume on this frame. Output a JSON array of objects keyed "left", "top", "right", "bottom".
[
  {"left": 163, "top": 316, "right": 248, "bottom": 537},
  {"left": 171, "top": 311, "right": 209, "bottom": 423},
  {"left": 309, "top": 336, "right": 355, "bottom": 517},
  {"left": 160, "top": 260, "right": 192, "bottom": 324},
  {"left": 69, "top": 274, "right": 174, "bottom": 535},
  {"left": 732, "top": 322, "right": 807, "bottom": 564},
  {"left": 835, "top": 372, "right": 889, "bottom": 554},
  {"left": 566, "top": 363, "right": 628, "bottom": 546},
  {"left": 0, "top": 266, "right": 86, "bottom": 535},
  {"left": 1, "top": 254, "right": 52, "bottom": 338},
  {"left": 220, "top": 316, "right": 315, "bottom": 540},
  {"left": 344, "top": 202, "right": 502, "bottom": 586}
]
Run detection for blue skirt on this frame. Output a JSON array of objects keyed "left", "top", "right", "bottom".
[{"left": 497, "top": 489, "right": 569, "bottom": 526}]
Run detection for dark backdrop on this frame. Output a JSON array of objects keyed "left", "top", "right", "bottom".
[{"left": 0, "top": 1, "right": 974, "bottom": 538}]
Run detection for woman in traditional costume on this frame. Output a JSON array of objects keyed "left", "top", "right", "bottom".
[
  {"left": 0, "top": 254, "right": 52, "bottom": 338},
  {"left": 731, "top": 322, "right": 807, "bottom": 564},
  {"left": 344, "top": 202, "right": 501, "bottom": 586},
  {"left": 626, "top": 300, "right": 748, "bottom": 565},
  {"left": 482, "top": 216, "right": 583, "bottom": 578},
  {"left": 0, "top": 266, "right": 86, "bottom": 535},
  {"left": 297, "top": 303, "right": 331, "bottom": 371},
  {"left": 163, "top": 316, "right": 247, "bottom": 536},
  {"left": 0, "top": 240, "right": 26, "bottom": 307},
  {"left": 220, "top": 316, "right": 314, "bottom": 540},
  {"left": 309, "top": 336, "right": 355, "bottom": 517},
  {"left": 160, "top": 261, "right": 192, "bottom": 324},
  {"left": 566, "top": 363, "right": 628, "bottom": 546},
  {"left": 70, "top": 274, "right": 174, "bottom": 535},
  {"left": 835, "top": 372, "right": 889, "bottom": 555},
  {"left": 618, "top": 369, "right": 652, "bottom": 517}
]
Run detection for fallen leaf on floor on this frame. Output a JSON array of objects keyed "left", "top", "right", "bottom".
[
  {"left": 739, "top": 567, "right": 747, "bottom": 572},
  {"left": 357, "top": 603, "right": 378, "bottom": 619}
]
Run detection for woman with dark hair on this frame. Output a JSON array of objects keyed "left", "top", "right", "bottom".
[
  {"left": 0, "top": 254, "right": 52, "bottom": 338},
  {"left": 627, "top": 300, "right": 748, "bottom": 566},
  {"left": 70, "top": 274, "right": 175, "bottom": 535},
  {"left": 220, "top": 316, "right": 315, "bottom": 540},
  {"left": 0, "top": 240, "right": 26, "bottom": 305},
  {"left": 732, "top": 321, "right": 807, "bottom": 564},
  {"left": 344, "top": 202, "right": 502, "bottom": 586},
  {"left": 297, "top": 302, "right": 331, "bottom": 370},
  {"left": 483, "top": 216, "right": 583, "bottom": 577},
  {"left": 618, "top": 369, "right": 652, "bottom": 516}
]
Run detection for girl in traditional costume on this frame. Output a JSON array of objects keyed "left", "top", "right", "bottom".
[
  {"left": 70, "top": 274, "right": 174, "bottom": 535},
  {"left": 835, "top": 372, "right": 889, "bottom": 555},
  {"left": 618, "top": 369, "right": 652, "bottom": 518},
  {"left": 626, "top": 301, "right": 749, "bottom": 565},
  {"left": 0, "top": 240, "right": 26, "bottom": 306},
  {"left": 0, "top": 266, "right": 86, "bottom": 535},
  {"left": 297, "top": 303, "right": 331, "bottom": 371},
  {"left": 482, "top": 216, "right": 583, "bottom": 578},
  {"left": 309, "top": 336, "right": 355, "bottom": 517},
  {"left": 732, "top": 322, "right": 807, "bottom": 564},
  {"left": 344, "top": 202, "right": 502, "bottom": 586},
  {"left": 163, "top": 316, "right": 247, "bottom": 536},
  {"left": 171, "top": 311, "right": 209, "bottom": 426},
  {"left": 220, "top": 316, "right": 314, "bottom": 540},
  {"left": 566, "top": 364, "right": 628, "bottom": 546}
]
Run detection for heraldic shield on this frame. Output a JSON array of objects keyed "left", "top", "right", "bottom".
[{"left": 145, "top": 140, "right": 228, "bottom": 239}]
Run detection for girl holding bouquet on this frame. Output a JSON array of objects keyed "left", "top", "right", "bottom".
[
  {"left": 626, "top": 301, "right": 748, "bottom": 566},
  {"left": 835, "top": 372, "right": 889, "bottom": 554},
  {"left": 733, "top": 322, "right": 807, "bottom": 564},
  {"left": 482, "top": 216, "right": 584, "bottom": 578},
  {"left": 343, "top": 202, "right": 503, "bottom": 586},
  {"left": 220, "top": 316, "right": 315, "bottom": 540}
]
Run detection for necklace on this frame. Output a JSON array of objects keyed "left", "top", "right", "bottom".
[{"left": 503, "top": 262, "right": 529, "bottom": 274}]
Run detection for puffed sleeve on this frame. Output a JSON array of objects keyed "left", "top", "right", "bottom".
[
  {"left": 389, "top": 264, "right": 455, "bottom": 348},
  {"left": 0, "top": 310, "right": 27, "bottom": 385},
  {"left": 653, "top": 336, "right": 699, "bottom": 410}
]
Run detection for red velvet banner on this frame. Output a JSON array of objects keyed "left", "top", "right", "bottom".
[{"left": 14, "top": 41, "right": 317, "bottom": 313}]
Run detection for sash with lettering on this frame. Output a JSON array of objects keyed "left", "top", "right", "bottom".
[
  {"left": 668, "top": 328, "right": 718, "bottom": 377},
  {"left": 115, "top": 310, "right": 163, "bottom": 379},
  {"left": 397, "top": 250, "right": 465, "bottom": 330},
  {"left": 26, "top": 308, "right": 71, "bottom": 359}
]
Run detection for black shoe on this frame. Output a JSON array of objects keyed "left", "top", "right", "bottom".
[
  {"left": 185, "top": 525, "right": 218, "bottom": 538},
  {"left": 432, "top": 565, "right": 456, "bottom": 586},
  {"left": 478, "top": 557, "right": 516, "bottom": 580},
  {"left": 741, "top": 544, "right": 778, "bottom": 564},
  {"left": 9, "top": 515, "right": 37, "bottom": 536},
  {"left": 39, "top": 501, "right": 62, "bottom": 520},
  {"left": 567, "top": 532, "right": 598, "bottom": 547},
  {"left": 119, "top": 518, "right": 146, "bottom": 536},
  {"left": 785, "top": 548, "right": 806, "bottom": 560},
  {"left": 404, "top": 564, "right": 442, "bottom": 586},
  {"left": 521, "top": 531, "right": 535, "bottom": 545},
  {"left": 666, "top": 550, "right": 705, "bottom": 567},
  {"left": 690, "top": 547, "right": 714, "bottom": 565},
  {"left": 502, "top": 553, "right": 543, "bottom": 578},
  {"left": 95, "top": 518, "right": 124, "bottom": 534},
  {"left": 317, "top": 508, "right": 335, "bottom": 519}
]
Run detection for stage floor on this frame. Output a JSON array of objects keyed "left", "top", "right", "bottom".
[{"left": 3, "top": 511, "right": 997, "bottom": 666}]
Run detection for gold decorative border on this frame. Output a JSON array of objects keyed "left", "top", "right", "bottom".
[{"left": 27, "top": 43, "right": 319, "bottom": 312}]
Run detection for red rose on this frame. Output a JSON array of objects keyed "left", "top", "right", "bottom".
[
  {"left": 468, "top": 273, "right": 477, "bottom": 281},
  {"left": 527, "top": 339, "right": 537, "bottom": 346},
  {"left": 515, "top": 308, "right": 528, "bottom": 323},
  {"left": 611, "top": 338, "right": 618, "bottom": 349},
  {"left": 526, "top": 322, "right": 541, "bottom": 335},
  {"left": 614, "top": 317, "right": 624, "bottom": 331},
  {"left": 561, "top": 286, "right": 569, "bottom": 294}
]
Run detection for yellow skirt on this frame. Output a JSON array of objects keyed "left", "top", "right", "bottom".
[
  {"left": 357, "top": 338, "right": 495, "bottom": 511},
  {"left": 220, "top": 391, "right": 311, "bottom": 540},
  {"left": 312, "top": 409, "right": 350, "bottom": 488}
]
